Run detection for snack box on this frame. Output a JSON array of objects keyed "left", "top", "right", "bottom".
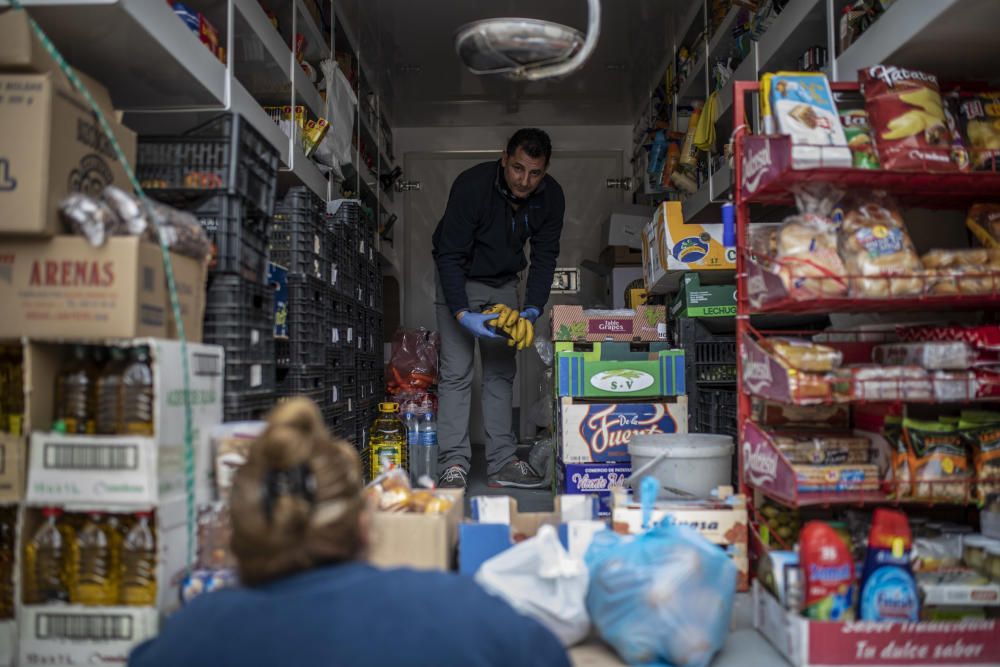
[
  {"left": 0, "top": 236, "right": 206, "bottom": 341},
  {"left": 670, "top": 272, "right": 737, "bottom": 318},
  {"left": 917, "top": 569, "right": 1000, "bottom": 607},
  {"left": 641, "top": 201, "right": 736, "bottom": 295},
  {"left": 555, "top": 348, "right": 685, "bottom": 399},
  {"left": 557, "top": 396, "right": 688, "bottom": 463},
  {"left": 761, "top": 71, "right": 852, "bottom": 169},
  {"left": 550, "top": 305, "right": 666, "bottom": 342},
  {"left": 369, "top": 489, "right": 464, "bottom": 572}
]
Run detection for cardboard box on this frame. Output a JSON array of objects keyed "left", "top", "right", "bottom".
[
  {"left": 608, "top": 267, "right": 644, "bottom": 308},
  {"left": 753, "top": 580, "right": 1000, "bottom": 666},
  {"left": 0, "top": 236, "right": 206, "bottom": 341},
  {"left": 551, "top": 305, "right": 666, "bottom": 343},
  {"left": 0, "top": 620, "right": 12, "bottom": 667},
  {"left": 917, "top": 570, "right": 1000, "bottom": 607},
  {"left": 18, "top": 606, "right": 159, "bottom": 666},
  {"left": 369, "top": 490, "right": 464, "bottom": 571},
  {"left": 555, "top": 348, "right": 685, "bottom": 399},
  {"left": 599, "top": 245, "right": 644, "bottom": 267},
  {"left": 0, "top": 12, "right": 137, "bottom": 237},
  {"left": 670, "top": 273, "right": 736, "bottom": 318},
  {"left": 610, "top": 488, "right": 749, "bottom": 590},
  {"left": 0, "top": 435, "right": 26, "bottom": 503},
  {"left": 642, "top": 202, "right": 736, "bottom": 294},
  {"left": 562, "top": 462, "right": 631, "bottom": 516},
  {"left": 557, "top": 396, "right": 688, "bottom": 463},
  {"left": 554, "top": 340, "right": 675, "bottom": 360},
  {"left": 602, "top": 204, "right": 650, "bottom": 249},
  {"left": 24, "top": 339, "right": 223, "bottom": 507}
]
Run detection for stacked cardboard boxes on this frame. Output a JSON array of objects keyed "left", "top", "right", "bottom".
[{"left": 550, "top": 305, "right": 687, "bottom": 515}]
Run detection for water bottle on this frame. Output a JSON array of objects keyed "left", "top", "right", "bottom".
[
  {"left": 402, "top": 412, "right": 419, "bottom": 484},
  {"left": 647, "top": 130, "right": 668, "bottom": 176},
  {"left": 412, "top": 412, "right": 438, "bottom": 487}
]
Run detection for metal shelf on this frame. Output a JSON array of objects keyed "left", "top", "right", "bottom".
[
  {"left": 20, "top": 0, "right": 227, "bottom": 110},
  {"left": 756, "top": 0, "right": 826, "bottom": 75},
  {"left": 682, "top": 164, "right": 731, "bottom": 222}
]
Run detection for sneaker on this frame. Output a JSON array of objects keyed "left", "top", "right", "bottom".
[
  {"left": 438, "top": 465, "right": 468, "bottom": 489},
  {"left": 488, "top": 460, "right": 547, "bottom": 489}
]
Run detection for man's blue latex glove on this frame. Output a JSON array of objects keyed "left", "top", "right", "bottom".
[
  {"left": 519, "top": 307, "right": 541, "bottom": 324},
  {"left": 456, "top": 310, "right": 501, "bottom": 338}
]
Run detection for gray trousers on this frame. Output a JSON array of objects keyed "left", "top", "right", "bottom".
[{"left": 435, "top": 275, "right": 518, "bottom": 476}]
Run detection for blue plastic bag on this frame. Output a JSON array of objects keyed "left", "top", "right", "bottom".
[{"left": 584, "top": 522, "right": 737, "bottom": 667}]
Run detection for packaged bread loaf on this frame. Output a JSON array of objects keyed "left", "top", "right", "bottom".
[
  {"left": 774, "top": 434, "right": 871, "bottom": 465},
  {"left": 845, "top": 365, "right": 932, "bottom": 402},
  {"left": 872, "top": 341, "right": 974, "bottom": 370},
  {"left": 773, "top": 185, "right": 849, "bottom": 299},
  {"left": 765, "top": 337, "right": 843, "bottom": 372},
  {"left": 921, "top": 248, "right": 998, "bottom": 296},
  {"left": 932, "top": 371, "right": 977, "bottom": 402},
  {"left": 836, "top": 192, "right": 924, "bottom": 297}
]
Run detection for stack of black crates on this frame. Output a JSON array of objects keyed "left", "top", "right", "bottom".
[
  {"left": 674, "top": 318, "right": 737, "bottom": 439},
  {"left": 271, "top": 192, "right": 384, "bottom": 448},
  {"left": 136, "top": 113, "right": 280, "bottom": 422}
]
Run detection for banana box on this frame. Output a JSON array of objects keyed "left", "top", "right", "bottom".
[{"left": 641, "top": 202, "right": 735, "bottom": 294}]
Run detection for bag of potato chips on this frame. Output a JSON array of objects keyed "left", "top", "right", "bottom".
[{"left": 859, "top": 65, "right": 968, "bottom": 172}]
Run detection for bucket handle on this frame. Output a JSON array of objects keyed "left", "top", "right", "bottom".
[{"left": 626, "top": 449, "right": 705, "bottom": 500}]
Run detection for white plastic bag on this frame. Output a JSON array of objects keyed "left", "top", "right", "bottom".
[
  {"left": 314, "top": 60, "right": 357, "bottom": 179},
  {"left": 475, "top": 524, "right": 590, "bottom": 646}
]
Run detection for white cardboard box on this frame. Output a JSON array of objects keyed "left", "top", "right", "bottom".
[
  {"left": 25, "top": 339, "right": 223, "bottom": 508},
  {"left": 0, "top": 620, "right": 13, "bottom": 667},
  {"left": 558, "top": 397, "right": 688, "bottom": 464}
]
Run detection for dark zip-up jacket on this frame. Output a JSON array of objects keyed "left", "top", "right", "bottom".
[{"left": 432, "top": 160, "right": 565, "bottom": 315}]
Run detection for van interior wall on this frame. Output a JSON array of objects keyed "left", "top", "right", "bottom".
[{"left": 396, "top": 124, "right": 631, "bottom": 444}]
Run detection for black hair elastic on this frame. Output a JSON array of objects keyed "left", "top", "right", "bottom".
[{"left": 262, "top": 462, "right": 317, "bottom": 522}]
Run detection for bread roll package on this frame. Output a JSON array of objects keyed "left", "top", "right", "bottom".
[
  {"left": 773, "top": 184, "right": 849, "bottom": 299},
  {"left": 765, "top": 337, "right": 843, "bottom": 372}
]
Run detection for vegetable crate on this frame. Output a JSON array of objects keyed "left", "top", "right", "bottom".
[
  {"left": 555, "top": 348, "right": 685, "bottom": 399},
  {"left": 550, "top": 305, "right": 667, "bottom": 342}
]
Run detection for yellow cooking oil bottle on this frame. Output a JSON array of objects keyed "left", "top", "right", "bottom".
[
  {"left": 72, "top": 513, "right": 116, "bottom": 605},
  {"left": 120, "top": 511, "right": 157, "bottom": 606},
  {"left": 121, "top": 346, "right": 154, "bottom": 436},
  {"left": 367, "top": 402, "right": 408, "bottom": 482},
  {"left": 23, "top": 507, "right": 71, "bottom": 604}
]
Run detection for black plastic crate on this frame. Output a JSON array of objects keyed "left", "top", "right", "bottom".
[
  {"left": 325, "top": 208, "right": 359, "bottom": 298},
  {"left": 204, "top": 275, "right": 276, "bottom": 398},
  {"left": 271, "top": 188, "right": 327, "bottom": 280},
  {"left": 328, "top": 369, "right": 357, "bottom": 412},
  {"left": 694, "top": 388, "right": 738, "bottom": 439},
  {"left": 286, "top": 275, "right": 330, "bottom": 368},
  {"left": 223, "top": 392, "right": 275, "bottom": 422},
  {"left": 183, "top": 193, "right": 270, "bottom": 283},
  {"left": 677, "top": 319, "right": 737, "bottom": 386},
  {"left": 323, "top": 404, "right": 356, "bottom": 442},
  {"left": 277, "top": 365, "right": 326, "bottom": 408},
  {"left": 137, "top": 113, "right": 279, "bottom": 216},
  {"left": 330, "top": 294, "right": 358, "bottom": 350}
]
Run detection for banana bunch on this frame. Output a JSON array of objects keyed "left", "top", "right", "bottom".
[{"left": 481, "top": 304, "right": 534, "bottom": 351}]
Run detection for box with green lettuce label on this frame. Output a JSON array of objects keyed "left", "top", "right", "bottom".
[
  {"left": 671, "top": 273, "right": 736, "bottom": 318},
  {"left": 555, "top": 346, "right": 685, "bottom": 399}
]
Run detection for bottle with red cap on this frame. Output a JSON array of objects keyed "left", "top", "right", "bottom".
[{"left": 23, "top": 507, "right": 70, "bottom": 604}]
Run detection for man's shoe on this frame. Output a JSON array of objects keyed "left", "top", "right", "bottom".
[
  {"left": 438, "top": 465, "right": 468, "bottom": 489},
  {"left": 488, "top": 460, "right": 547, "bottom": 489}
]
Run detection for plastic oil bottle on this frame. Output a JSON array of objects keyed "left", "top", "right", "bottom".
[
  {"left": 120, "top": 511, "right": 157, "bottom": 606},
  {"left": 96, "top": 347, "right": 128, "bottom": 435},
  {"left": 72, "top": 513, "right": 116, "bottom": 605},
  {"left": 23, "top": 507, "right": 70, "bottom": 604},
  {"left": 55, "top": 345, "right": 98, "bottom": 434},
  {"left": 121, "top": 346, "right": 154, "bottom": 436},
  {"left": 367, "top": 402, "right": 407, "bottom": 482},
  {"left": 5, "top": 344, "right": 23, "bottom": 436}
]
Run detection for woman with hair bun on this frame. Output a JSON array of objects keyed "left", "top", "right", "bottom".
[{"left": 128, "top": 398, "right": 569, "bottom": 667}]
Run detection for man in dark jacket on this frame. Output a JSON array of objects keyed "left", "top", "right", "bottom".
[{"left": 432, "top": 128, "right": 565, "bottom": 489}]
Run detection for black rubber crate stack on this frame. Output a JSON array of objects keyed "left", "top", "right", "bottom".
[
  {"left": 675, "top": 318, "right": 737, "bottom": 436},
  {"left": 273, "top": 188, "right": 334, "bottom": 415},
  {"left": 137, "top": 112, "right": 280, "bottom": 422}
]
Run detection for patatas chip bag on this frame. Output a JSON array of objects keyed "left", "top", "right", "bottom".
[{"left": 859, "top": 65, "right": 968, "bottom": 172}]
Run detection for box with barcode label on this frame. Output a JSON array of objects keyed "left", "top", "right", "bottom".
[
  {"left": 16, "top": 500, "right": 188, "bottom": 662},
  {"left": 24, "top": 339, "right": 224, "bottom": 507}
]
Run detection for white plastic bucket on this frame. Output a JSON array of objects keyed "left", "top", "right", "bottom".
[{"left": 627, "top": 433, "right": 734, "bottom": 498}]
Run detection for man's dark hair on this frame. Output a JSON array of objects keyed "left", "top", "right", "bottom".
[{"left": 506, "top": 128, "right": 552, "bottom": 163}]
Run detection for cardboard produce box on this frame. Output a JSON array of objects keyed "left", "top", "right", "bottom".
[
  {"left": 550, "top": 305, "right": 666, "bottom": 343},
  {"left": 562, "top": 462, "right": 631, "bottom": 516},
  {"left": 642, "top": 201, "right": 735, "bottom": 295},
  {"left": 24, "top": 339, "right": 223, "bottom": 508},
  {"left": 0, "top": 12, "right": 137, "bottom": 237},
  {"left": 670, "top": 273, "right": 736, "bottom": 318},
  {"left": 0, "top": 236, "right": 206, "bottom": 341},
  {"left": 368, "top": 490, "right": 464, "bottom": 571},
  {"left": 555, "top": 348, "right": 685, "bottom": 399},
  {"left": 602, "top": 204, "right": 650, "bottom": 250},
  {"left": 557, "top": 396, "right": 688, "bottom": 463},
  {"left": 17, "top": 500, "right": 190, "bottom": 664}
]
